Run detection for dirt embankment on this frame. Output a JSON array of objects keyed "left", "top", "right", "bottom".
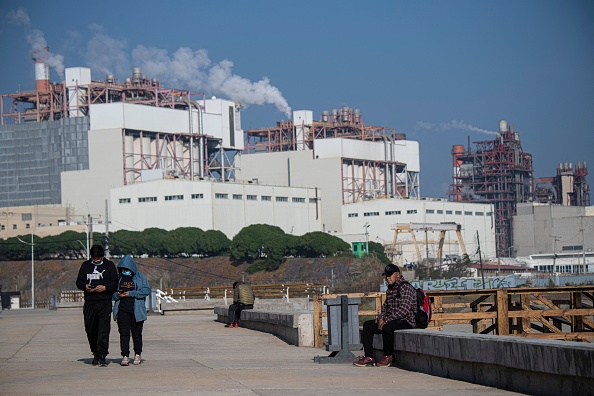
[{"left": 0, "top": 256, "right": 385, "bottom": 303}]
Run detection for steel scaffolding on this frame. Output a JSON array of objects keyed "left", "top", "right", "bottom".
[{"left": 449, "top": 128, "right": 533, "bottom": 257}]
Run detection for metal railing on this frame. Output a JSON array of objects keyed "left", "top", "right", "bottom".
[{"left": 164, "top": 283, "right": 329, "bottom": 304}]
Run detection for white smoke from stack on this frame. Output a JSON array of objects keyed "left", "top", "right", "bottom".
[
  {"left": 85, "top": 24, "right": 130, "bottom": 78},
  {"left": 416, "top": 120, "right": 499, "bottom": 136},
  {"left": 7, "top": 7, "right": 65, "bottom": 79},
  {"left": 461, "top": 186, "right": 482, "bottom": 200},
  {"left": 130, "top": 45, "right": 292, "bottom": 118}
]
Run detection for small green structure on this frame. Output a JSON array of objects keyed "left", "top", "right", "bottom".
[{"left": 351, "top": 242, "right": 368, "bottom": 258}]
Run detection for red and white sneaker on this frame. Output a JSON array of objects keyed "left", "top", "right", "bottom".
[
  {"left": 353, "top": 355, "right": 375, "bottom": 367},
  {"left": 376, "top": 355, "right": 393, "bottom": 367}
]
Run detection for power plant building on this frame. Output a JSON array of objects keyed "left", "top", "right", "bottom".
[{"left": 1, "top": 64, "right": 497, "bottom": 262}]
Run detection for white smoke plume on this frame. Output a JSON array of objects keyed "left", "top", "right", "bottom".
[
  {"left": 85, "top": 24, "right": 130, "bottom": 78},
  {"left": 535, "top": 181, "right": 557, "bottom": 201},
  {"left": 7, "top": 7, "right": 65, "bottom": 79},
  {"left": 461, "top": 186, "right": 482, "bottom": 200},
  {"left": 97, "top": 31, "right": 292, "bottom": 118},
  {"left": 416, "top": 120, "right": 499, "bottom": 136}
]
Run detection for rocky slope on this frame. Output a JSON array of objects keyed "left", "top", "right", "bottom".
[{"left": 0, "top": 256, "right": 386, "bottom": 303}]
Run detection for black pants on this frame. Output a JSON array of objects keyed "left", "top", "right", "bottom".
[
  {"left": 362, "top": 318, "right": 413, "bottom": 357},
  {"left": 117, "top": 310, "right": 144, "bottom": 357},
  {"left": 83, "top": 299, "right": 112, "bottom": 356},
  {"left": 227, "top": 303, "right": 253, "bottom": 324}
]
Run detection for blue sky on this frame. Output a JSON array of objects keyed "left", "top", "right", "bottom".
[{"left": 1, "top": 0, "right": 592, "bottom": 198}]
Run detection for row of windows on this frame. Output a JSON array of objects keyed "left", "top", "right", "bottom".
[
  {"left": 119, "top": 194, "right": 317, "bottom": 204},
  {"left": 348, "top": 210, "right": 493, "bottom": 217},
  {"left": 2, "top": 223, "right": 32, "bottom": 230}
]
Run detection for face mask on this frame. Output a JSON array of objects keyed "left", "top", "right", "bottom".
[
  {"left": 121, "top": 270, "right": 132, "bottom": 276},
  {"left": 94, "top": 261, "right": 103, "bottom": 266}
]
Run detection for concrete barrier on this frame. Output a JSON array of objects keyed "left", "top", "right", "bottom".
[
  {"left": 389, "top": 330, "right": 594, "bottom": 396},
  {"left": 214, "top": 305, "right": 314, "bottom": 347}
]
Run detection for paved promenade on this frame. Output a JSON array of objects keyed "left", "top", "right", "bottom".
[{"left": 0, "top": 309, "right": 522, "bottom": 395}]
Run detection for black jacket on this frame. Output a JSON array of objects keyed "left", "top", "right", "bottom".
[{"left": 76, "top": 258, "right": 119, "bottom": 302}]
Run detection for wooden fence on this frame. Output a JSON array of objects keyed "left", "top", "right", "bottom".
[{"left": 313, "top": 285, "right": 594, "bottom": 348}]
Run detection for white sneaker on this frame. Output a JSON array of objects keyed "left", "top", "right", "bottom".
[
  {"left": 133, "top": 354, "right": 141, "bottom": 365},
  {"left": 120, "top": 356, "right": 130, "bottom": 366}
]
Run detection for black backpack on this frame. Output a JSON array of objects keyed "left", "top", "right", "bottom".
[{"left": 397, "top": 282, "right": 433, "bottom": 329}]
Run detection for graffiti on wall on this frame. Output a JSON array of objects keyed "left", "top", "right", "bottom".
[{"left": 410, "top": 275, "right": 517, "bottom": 291}]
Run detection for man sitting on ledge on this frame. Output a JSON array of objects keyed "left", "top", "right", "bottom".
[
  {"left": 225, "top": 281, "right": 255, "bottom": 328},
  {"left": 353, "top": 264, "right": 416, "bottom": 367}
]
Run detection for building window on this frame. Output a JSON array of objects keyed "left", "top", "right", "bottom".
[
  {"left": 276, "top": 196, "right": 288, "bottom": 202},
  {"left": 0, "top": 225, "right": 4, "bottom": 231},
  {"left": 22, "top": 213, "right": 32, "bottom": 221},
  {"left": 26, "top": 224, "right": 30, "bottom": 229},
  {"left": 261, "top": 195, "right": 271, "bottom": 201},
  {"left": 292, "top": 197, "right": 305, "bottom": 203},
  {"left": 348, "top": 213, "right": 358, "bottom": 218},
  {"left": 446, "top": 210, "right": 453, "bottom": 215},
  {"left": 309, "top": 198, "right": 318, "bottom": 203},
  {"left": 364, "top": 212, "right": 379, "bottom": 217},
  {"left": 455, "top": 211, "right": 462, "bottom": 215},
  {"left": 407, "top": 209, "right": 417, "bottom": 214},
  {"left": 437, "top": 210, "right": 443, "bottom": 214},
  {"left": 385, "top": 210, "right": 401, "bottom": 215},
  {"left": 215, "top": 193, "right": 228, "bottom": 199},
  {"left": 233, "top": 194, "right": 243, "bottom": 200},
  {"left": 475, "top": 211, "right": 484, "bottom": 216},
  {"left": 13, "top": 224, "right": 17, "bottom": 230},
  {"left": 486, "top": 212, "right": 493, "bottom": 216},
  {"left": 165, "top": 195, "right": 184, "bottom": 201},
  {"left": 138, "top": 197, "right": 157, "bottom": 203},
  {"left": 119, "top": 198, "right": 131, "bottom": 204},
  {"left": 464, "top": 211, "right": 472, "bottom": 216},
  {"left": 426, "top": 209, "right": 435, "bottom": 214},
  {"left": 191, "top": 193, "right": 204, "bottom": 199},
  {"left": 247, "top": 195, "right": 257, "bottom": 200}
]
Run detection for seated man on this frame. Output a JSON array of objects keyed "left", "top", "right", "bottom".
[
  {"left": 225, "top": 281, "right": 255, "bottom": 328},
  {"left": 353, "top": 264, "right": 416, "bottom": 367}
]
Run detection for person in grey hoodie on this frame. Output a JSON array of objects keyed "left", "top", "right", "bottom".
[{"left": 112, "top": 255, "right": 151, "bottom": 366}]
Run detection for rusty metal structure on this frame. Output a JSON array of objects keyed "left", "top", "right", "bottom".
[
  {"left": 244, "top": 106, "right": 420, "bottom": 202},
  {"left": 534, "top": 162, "right": 590, "bottom": 206},
  {"left": 1, "top": 68, "right": 203, "bottom": 124},
  {"left": 245, "top": 107, "right": 396, "bottom": 153},
  {"left": 449, "top": 120, "right": 533, "bottom": 257}
]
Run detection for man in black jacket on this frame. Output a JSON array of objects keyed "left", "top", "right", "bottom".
[{"left": 75, "top": 245, "right": 118, "bottom": 366}]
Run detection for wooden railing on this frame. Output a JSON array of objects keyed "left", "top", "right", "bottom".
[
  {"left": 165, "top": 283, "right": 329, "bottom": 302},
  {"left": 313, "top": 285, "right": 594, "bottom": 348}
]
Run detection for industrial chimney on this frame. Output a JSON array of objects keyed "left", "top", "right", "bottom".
[{"left": 33, "top": 47, "right": 50, "bottom": 92}]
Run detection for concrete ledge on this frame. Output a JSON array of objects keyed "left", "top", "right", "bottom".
[
  {"left": 159, "top": 299, "right": 224, "bottom": 315},
  {"left": 55, "top": 301, "right": 83, "bottom": 310},
  {"left": 392, "top": 330, "right": 594, "bottom": 396},
  {"left": 214, "top": 306, "right": 314, "bottom": 347}
]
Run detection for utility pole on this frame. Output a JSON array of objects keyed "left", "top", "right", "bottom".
[
  {"left": 551, "top": 235, "right": 561, "bottom": 273},
  {"left": 104, "top": 200, "right": 110, "bottom": 259},
  {"left": 16, "top": 233, "right": 35, "bottom": 309},
  {"left": 424, "top": 227, "right": 430, "bottom": 271},
  {"left": 476, "top": 231, "right": 485, "bottom": 289}
]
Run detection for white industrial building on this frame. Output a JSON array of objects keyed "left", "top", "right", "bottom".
[
  {"left": 1, "top": 65, "right": 497, "bottom": 262},
  {"left": 513, "top": 203, "right": 594, "bottom": 272}
]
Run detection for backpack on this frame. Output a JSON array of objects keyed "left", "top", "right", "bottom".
[{"left": 397, "top": 282, "right": 433, "bottom": 329}]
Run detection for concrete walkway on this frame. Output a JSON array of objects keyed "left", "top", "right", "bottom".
[{"left": 0, "top": 309, "right": 523, "bottom": 395}]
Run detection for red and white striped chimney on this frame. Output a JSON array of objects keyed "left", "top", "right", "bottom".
[{"left": 33, "top": 47, "right": 50, "bottom": 92}]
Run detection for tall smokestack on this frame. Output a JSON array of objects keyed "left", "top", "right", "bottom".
[{"left": 33, "top": 46, "right": 50, "bottom": 92}]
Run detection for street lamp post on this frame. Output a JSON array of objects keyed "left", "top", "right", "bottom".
[{"left": 16, "top": 233, "right": 35, "bottom": 309}]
